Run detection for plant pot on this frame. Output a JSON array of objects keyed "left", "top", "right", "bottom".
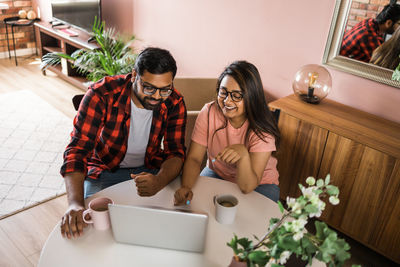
[{"left": 228, "top": 257, "right": 247, "bottom": 267}]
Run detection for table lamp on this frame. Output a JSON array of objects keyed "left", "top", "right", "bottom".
[{"left": 292, "top": 64, "right": 332, "bottom": 104}]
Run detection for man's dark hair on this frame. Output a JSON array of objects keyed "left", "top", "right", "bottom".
[
  {"left": 376, "top": 0, "right": 400, "bottom": 24},
  {"left": 134, "top": 47, "right": 177, "bottom": 78}
]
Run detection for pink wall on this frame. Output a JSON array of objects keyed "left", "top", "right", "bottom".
[{"left": 32, "top": 0, "right": 400, "bottom": 123}]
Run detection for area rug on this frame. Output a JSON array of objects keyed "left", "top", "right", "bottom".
[{"left": 0, "top": 90, "right": 71, "bottom": 219}]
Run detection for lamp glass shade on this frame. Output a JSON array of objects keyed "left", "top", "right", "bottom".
[{"left": 292, "top": 64, "right": 332, "bottom": 104}]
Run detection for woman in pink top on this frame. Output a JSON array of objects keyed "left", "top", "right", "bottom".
[{"left": 174, "top": 61, "right": 280, "bottom": 203}]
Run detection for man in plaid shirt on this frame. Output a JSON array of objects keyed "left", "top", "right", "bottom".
[
  {"left": 340, "top": 1, "right": 400, "bottom": 63},
  {"left": 60, "top": 48, "right": 187, "bottom": 238}
]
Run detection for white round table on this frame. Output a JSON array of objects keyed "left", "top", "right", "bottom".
[{"left": 38, "top": 176, "right": 323, "bottom": 267}]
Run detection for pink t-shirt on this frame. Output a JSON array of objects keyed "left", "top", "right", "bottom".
[{"left": 191, "top": 102, "right": 279, "bottom": 185}]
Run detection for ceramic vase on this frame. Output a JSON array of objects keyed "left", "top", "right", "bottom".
[{"left": 228, "top": 257, "right": 247, "bottom": 267}]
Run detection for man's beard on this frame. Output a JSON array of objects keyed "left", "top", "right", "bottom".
[{"left": 132, "top": 82, "right": 162, "bottom": 110}]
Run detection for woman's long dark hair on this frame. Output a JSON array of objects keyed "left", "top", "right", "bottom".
[{"left": 212, "top": 61, "right": 280, "bottom": 148}]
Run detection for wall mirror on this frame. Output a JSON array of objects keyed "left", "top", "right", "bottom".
[{"left": 323, "top": 0, "right": 400, "bottom": 89}]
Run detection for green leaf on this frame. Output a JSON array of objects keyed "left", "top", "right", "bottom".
[
  {"left": 271, "top": 264, "right": 284, "bottom": 267},
  {"left": 316, "top": 179, "right": 324, "bottom": 187},
  {"left": 248, "top": 250, "right": 269, "bottom": 266},
  {"left": 278, "top": 200, "right": 284, "bottom": 213},
  {"left": 325, "top": 174, "right": 331, "bottom": 185},
  {"left": 227, "top": 235, "right": 239, "bottom": 254},
  {"left": 305, "top": 204, "right": 319, "bottom": 214},
  {"left": 280, "top": 235, "right": 300, "bottom": 251},
  {"left": 298, "top": 183, "right": 304, "bottom": 191},
  {"left": 325, "top": 173, "right": 331, "bottom": 185},
  {"left": 237, "top": 237, "right": 253, "bottom": 250},
  {"left": 313, "top": 189, "right": 323, "bottom": 195},
  {"left": 315, "top": 221, "right": 328, "bottom": 239},
  {"left": 301, "top": 235, "right": 317, "bottom": 255},
  {"left": 270, "top": 217, "right": 279, "bottom": 226},
  {"left": 326, "top": 185, "right": 339, "bottom": 196}
]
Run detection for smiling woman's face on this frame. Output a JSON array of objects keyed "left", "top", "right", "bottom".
[{"left": 217, "top": 75, "right": 246, "bottom": 127}]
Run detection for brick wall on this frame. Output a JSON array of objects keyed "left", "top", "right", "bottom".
[
  {"left": 346, "top": 0, "right": 390, "bottom": 30},
  {"left": 0, "top": 0, "right": 35, "bottom": 54}
]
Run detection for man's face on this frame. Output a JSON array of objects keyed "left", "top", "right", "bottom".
[
  {"left": 393, "top": 20, "right": 400, "bottom": 32},
  {"left": 386, "top": 19, "right": 400, "bottom": 34},
  {"left": 132, "top": 70, "right": 173, "bottom": 110}
]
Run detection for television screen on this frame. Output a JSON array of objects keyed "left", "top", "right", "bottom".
[{"left": 51, "top": 0, "right": 101, "bottom": 33}]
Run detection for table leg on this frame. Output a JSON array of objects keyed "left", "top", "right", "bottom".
[
  {"left": 11, "top": 25, "right": 17, "bottom": 66},
  {"left": 33, "top": 24, "right": 38, "bottom": 56},
  {"left": 5, "top": 23, "right": 11, "bottom": 59}
]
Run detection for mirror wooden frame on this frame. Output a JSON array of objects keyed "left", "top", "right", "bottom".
[{"left": 322, "top": 0, "right": 400, "bottom": 89}]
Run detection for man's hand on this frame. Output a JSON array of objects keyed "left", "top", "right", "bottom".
[
  {"left": 216, "top": 144, "right": 249, "bottom": 165},
  {"left": 61, "top": 203, "right": 87, "bottom": 239},
  {"left": 174, "top": 187, "right": 193, "bottom": 206},
  {"left": 131, "top": 172, "right": 162, "bottom": 196}
]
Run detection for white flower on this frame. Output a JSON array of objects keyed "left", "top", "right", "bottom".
[
  {"left": 309, "top": 210, "right": 322, "bottom": 218},
  {"left": 293, "top": 231, "right": 304, "bottom": 241},
  {"left": 292, "top": 217, "right": 307, "bottom": 232},
  {"left": 279, "top": 251, "right": 291, "bottom": 264},
  {"left": 283, "top": 221, "right": 292, "bottom": 231},
  {"left": 306, "top": 177, "right": 316, "bottom": 185},
  {"left": 311, "top": 197, "right": 326, "bottom": 211},
  {"left": 301, "top": 187, "right": 315, "bottom": 199},
  {"left": 286, "top": 197, "right": 296, "bottom": 208},
  {"left": 309, "top": 194, "right": 320, "bottom": 205},
  {"left": 329, "top": 196, "right": 340, "bottom": 205},
  {"left": 287, "top": 197, "right": 302, "bottom": 213}
]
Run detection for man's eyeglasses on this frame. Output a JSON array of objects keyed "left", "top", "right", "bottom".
[
  {"left": 137, "top": 76, "right": 173, "bottom": 97},
  {"left": 218, "top": 88, "right": 244, "bottom": 102}
]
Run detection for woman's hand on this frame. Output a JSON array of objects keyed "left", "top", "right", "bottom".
[
  {"left": 174, "top": 187, "right": 193, "bottom": 206},
  {"left": 215, "top": 144, "right": 249, "bottom": 165}
]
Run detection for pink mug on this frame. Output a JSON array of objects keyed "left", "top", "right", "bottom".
[{"left": 83, "top": 197, "right": 113, "bottom": 230}]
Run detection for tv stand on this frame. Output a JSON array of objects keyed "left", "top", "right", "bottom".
[
  {"left": 87, "top": 36, "right": 96, "bottom": 43},
  {"left": 35, "top": 21, "right": 98, "bottom": 91},
  {"left": 50, "top": 20, "right": 64, "bottom": 27}
]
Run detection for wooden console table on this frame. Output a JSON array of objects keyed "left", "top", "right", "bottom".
[
  {"left": 34, "top": 21, "right": 98, "bottom": 91},
  {"left": 269, "top": 94, "right": 400, "bottom": 263}
]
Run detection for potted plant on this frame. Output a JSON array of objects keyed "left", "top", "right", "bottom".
[
  {"left": 40, "top": 17, "right": 137, "bottom": 82},
  {"left": 227, "top": 175, "right": 361, "bottom": 267}
]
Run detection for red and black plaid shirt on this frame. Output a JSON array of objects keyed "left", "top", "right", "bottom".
[
  {"left": 60, "top": 73, "right": 187, "bottom": 180},
  {"left": 340, "top": 18, "right": 383, "bottom": 63}
]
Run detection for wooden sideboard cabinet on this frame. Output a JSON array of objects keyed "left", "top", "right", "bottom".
[
  {"left": 269, "top": 94, "right": 400, "bottom": 263},
  {"left": 34, "top": 21, "right": 98, "bottom": 91}
]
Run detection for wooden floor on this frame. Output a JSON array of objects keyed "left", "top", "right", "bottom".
[
  {"left": 0, "top": 56, "right": 81, "bottom": 267},
  {"left": 0, "top": 57, "right": 398, "bottom": 267}
]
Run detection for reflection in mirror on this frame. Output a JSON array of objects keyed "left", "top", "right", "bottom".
[
  {"left": 323, "top": 0, "right": 400, "bottom": 88},
  {"left": 340, "top": 0, "right": 400, "bottom": 64}
]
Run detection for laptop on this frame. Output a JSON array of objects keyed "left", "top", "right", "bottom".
[{"left": 108, "top": 204, "right": 208, "bottom": 252}]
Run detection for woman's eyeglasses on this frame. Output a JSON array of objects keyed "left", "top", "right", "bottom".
[
  {"left": 218, "top": 88, "right": 243, "bottom": 102},
  {"left": 137, "top": 77, "right": 173, "bottom": 97}
]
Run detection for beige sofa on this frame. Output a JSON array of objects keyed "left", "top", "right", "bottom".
[{"left": 174, "top": 78, "right": 217, "bottom": 166}]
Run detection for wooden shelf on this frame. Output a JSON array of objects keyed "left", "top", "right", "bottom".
[
  {"left": 47, "top": 65, "right": 62, "bottom": 73},
  {"left": 35, "top": 21, "right": 98, "bottom": 91},
  {"left": 43, "top": 46, "right": 62, "bottom": 53}
]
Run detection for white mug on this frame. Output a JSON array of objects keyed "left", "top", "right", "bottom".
[{"left": 213, "top": 194, "right": 238, "bottom": 224}]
